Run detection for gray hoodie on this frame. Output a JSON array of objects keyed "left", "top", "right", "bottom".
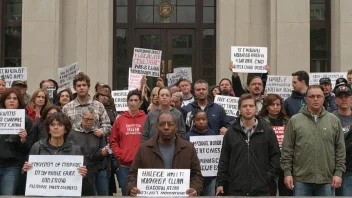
[{"left": 141, "top": 107, "right": 186, "bottom": 142}]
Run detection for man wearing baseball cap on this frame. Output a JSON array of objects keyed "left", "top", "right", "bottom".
[
  {"left": 319, "top": 77, "right": 337, "bottom": 112},
  {"left": 333, "top": 85, "right": 352, "bottom": 196},
  {"left": 11, "top": 80, "right": 30, "bottom": 104}
]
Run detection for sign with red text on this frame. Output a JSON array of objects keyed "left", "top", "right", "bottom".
[
  {"left": 266, "top": 75, "right": 293, "bottom": 99},
  {"left": 0, "top": 67, "right": 27, "bottom": 88},
  {"left": 0, "top": 109, "right": 25, "bottom": 135},
  {"left": 214, "top": 95, "right": 239, "bottom": 117},
  {"left": 190, "top": 135, "right": 223, "bottom": 176},
  {"left": 131, "top": 48, "right": 162, "bottom": 77},
  {"left": 231, "top": 46, "right": 267, "bottom": 73},
  {"left": 272, "top": 126, "right": 285, "bottom": 148},
  {"left": 309, "top": 72, "right": 347, "bottom": 88},
  {"left": 129, "top": 68, "right": 143, "bottom": 90},
  {"left": 137, "top": 169, "right": 190, "bottom": 196},
  {"left": 25, "top": 155, "right": 83, "bottom": 197}
]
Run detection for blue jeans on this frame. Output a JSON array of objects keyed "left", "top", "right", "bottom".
[
  {"left": 0, "top": 166, "right": 21, "bottom": 195},
  {"left": 202, "top": 177, "right": 216, "bottom": 196},
  {"left": 336, "top": 171, "right": 352, "bottom": 196},
  {"left": 293, "top": 181, "right": 334, "bottom": 196},
  {"left": 116, "top": 167, "right": 130, "bottom": 196},
  {"left": 95, "top": 169, "right": 109, "bottom": 196}
]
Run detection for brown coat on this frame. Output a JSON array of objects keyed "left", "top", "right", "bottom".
[{"left": 126, "top": 135, "right": 204, "bottom": 195}]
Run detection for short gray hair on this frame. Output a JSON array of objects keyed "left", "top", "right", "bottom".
[
  {"left": 172, "top": 92, "right": 183, "bottom": 102},
  {"left": 82, "top": 106, "right": 95, "bottom": 116}
]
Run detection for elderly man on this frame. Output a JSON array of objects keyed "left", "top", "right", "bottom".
[{"left": 127, "top": 111, "right": 203, "bottom": 196}]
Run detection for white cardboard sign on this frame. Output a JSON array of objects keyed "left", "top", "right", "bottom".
[
  {"left": 112, "top": 90, "right": 129, "bottom": 112},
  {"left": 214, "top": 95, "right": 239, "bottom": 117},
  {"left": 266, "top": 75, "right": 293, "bottom": 99},
  {"left": 137, "top": 169, "right": 190, "bottom": 196},
  {"left": 0, "top": 109, "right": 25, "bottom": 135},
  {"left": 190, "top": 135, "right": 223, "bottom": 177},
  {"left": 58, "top": 62, "right": 80, "bottom": 93},
  {"left": 231, "top": 46, "right": 267, "bottom": 73},
  {"left": 309, "top": 72, "right": 347, "bottom": 88},
  {"left": 25, "top": 155, "right": 83, "bottom": 197},
  {"left": 128, "top": 68, "right": 143, "bottom": 90},
  {"left": 131, "top": 48, "right": 162, "bottom": 77},
  {"left": 0, "top": 67, "right": 27, "bottom": 88}
]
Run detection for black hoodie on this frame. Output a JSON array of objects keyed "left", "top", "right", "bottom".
[{"left": 283, "top": 91, "right": 306, "bottom": 117}]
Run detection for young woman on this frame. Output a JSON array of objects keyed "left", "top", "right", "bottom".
[
  {"left": 208, "top": 85, "right": 220, "bottom": 101},
  {"left": 184, "top": 110, "right": 217, "bottom": 196},
  {"left": 0, "top": 88, "right": 33, "bottom": 195},
  {"left": 258, "top": 94, "right": 291, "bottom": 196},
  {"left": 55, "top": 88, "right": 73, "bottom": 108},
  {"left": 22, "top": 112, "right": 91, "bottom": 195},
  {"left": 26, "top": 88, "right": 49, "bottom": 122}
]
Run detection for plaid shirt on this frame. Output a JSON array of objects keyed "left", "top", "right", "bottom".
[
  {"left": 240, "top": 118, "right": 258, "bottom": 138},
  {"left": 62, "top": 96, "right": 111, "bottom": 136}
]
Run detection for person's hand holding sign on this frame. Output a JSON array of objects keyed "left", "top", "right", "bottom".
[
  {"left": 101, "top": 147, "right": 109, "bottom": 156},
  {"left": 186, "top": 188, "right": 197, "bottom": 196},
  {"left": 22, "top": 161, "right": 32, "bottom": 173},
  {"left": 130, "top": 187, "right": 141, "bottom": 196},
  {"left": 19, "top": 129, "right": 27, "bottom": 144},
  {"left": 78, "top": 166, "right": 88, "bottom": 177}
]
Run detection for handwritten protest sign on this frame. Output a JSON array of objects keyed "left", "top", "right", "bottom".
[
  {"left": 231, "top": 46, "right": 267, "bottom": 73},
  {"left": 0, "top": 67, "right": 27, "bottom": 88},
  {"left": 174, "top": 67, "right": 192, "bottom": 82},
  {"left": 190, "top": 135, "right": 223, "bottom": 176},
  {"left": 266, "top": 75, "right": 293, "bottom": 99},
  {"left": 131, "top": 48, "right": 162, "bottom": 77},
  {"left": 25, "top": 155, "right": 83, "bottom": 197},
  {"left": 0, "top": 109, "right": 25, "bottom": 135},
  {"left": 112, "top": 90, "right": 129, "bottom": 112},
  {"left": 137, "top": 169, "right": 190, "bottom": 196},
  {"left": 58, "top": 62, "right": 80, "bottom": 93},
  {"left": 129, "top": 68, "right": 143, "bottom": 90},
  {"left": 214, "top": 95, "right": 239, "bottom": 117},
  {"left": 47, "top": 86, "right": 56, "bottom": 99},
  {"left": 166, "top": 73, "right": 178, "bottom": 86},
  {"left": 272, "top": 126, "right": 285, "bottom": 148},
  {"left": 309, "top": 72, "right": 347, "bottom": 88}
]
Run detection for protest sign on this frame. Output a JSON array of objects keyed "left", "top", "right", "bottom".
[
  {"left": 214, "top": 95, "right": 239, "bottom": 117},
  {"left": 58, "top": 62, "right": 80, "bottom": 93},
  {"left": 129, "top": 68, "right": 143, "bottom": 90},
  {"left": 137, "top": 169, "right": 190, "bottom": 196},
  {"left": 112, "top": 90, "right": 129, "bottom": 112},
  {"left": 0, "top": 109, "right": 25, "bottom": 135},
  {"left": 309, "top": 72, "right": 347, "bottom": 88},
  {"left": 272, "top": 126, "right": 285, "bottom": 148},
  {"left": 190, "top": 135, "right": 223, "bottom": 177},
  {"left": 166, "top": 73, "right": 178, "bottom": 86},
  {"left": 174, "top": 67, "right": 192, "bottom": 83},
  {"left": 0, "top": 67, "right": 27, "bottom": 88},
  {"left": 131, "top": 48, "right": 162, "bottom": 77},
  {"left": 25, "top": 155, "right": 83, "bottom": 197},
  {"left": 231, "top": 46, "right": 267, "bottom": 73},
  {"left": 47, "top": 86, "right": 56, "bottom": 99},
  {"left": 266, "top": 75, "right": 293, "bottom": 99}
]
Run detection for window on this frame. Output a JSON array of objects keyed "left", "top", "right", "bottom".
[
  {"left": 1, "top": 0, "right": 22, "bottom": 67},
  {"left": 310, "top": 0, "right": 330, "bottom": 72}
]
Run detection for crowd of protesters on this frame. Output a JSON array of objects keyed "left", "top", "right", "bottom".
[{"left": 0, "top": 66, "right": 352, "bottom": 196}]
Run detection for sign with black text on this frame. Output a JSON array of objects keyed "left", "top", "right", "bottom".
[
  {"left": 112, "top": 90, "right": 129, "bottom": 112},
  {"left": 137, "top": 169, "right": 190, "bottom": 196},
  {"left": 58, "top": 62, "right": 80, "bottom": 93},
  {"left": 0, "top": 67, "right": 27, "bottom": 88},
  {"left": 0, "top": 109, "right": 25, "bottom": 135},
  {"left": 309, "top": 72, "right": 347, "bottom": 88},
  {"left": 231, "top": 46, "right": 267, "bottom": 73},
  {"left": 25, "top": 155, "right": 83, "bottom": 197},
  {"left": 190, "top": 135, "right": 223, "bottom": 176},
  {"left": 131, "top": 48, "right": 162, "bottom": 77},
  {"left": 266, "top": 75, "right": 292, "bottom": 99},
  {"left": 214, "top": 95, "right": 239, "bottom": 117},
  {"left": 47, "top": 86, "right": 56, "bottom": 99}
]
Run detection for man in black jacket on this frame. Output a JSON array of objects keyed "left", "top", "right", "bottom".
[{"left": 216, "top": 93, "right": 280, "bottom": 196}]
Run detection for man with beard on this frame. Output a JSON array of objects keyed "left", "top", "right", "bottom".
[
  {"left": 219, "top": 78, "right": 234, "bottom": 96},
  {"left": 319, "top": 77, "right": 337, "bottom": 112},
  {"left": 126, "top": 111, "right": 203, "bottom": 196},
  {"left": 181, "top": 79, "right": 230, "bottom": 134},
  {"left": 216, "top": 93, "right": 280, "bottom": 196}
]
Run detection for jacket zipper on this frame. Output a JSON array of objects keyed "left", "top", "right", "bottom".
[{"left": 247, "top": 134, "right": 250, "bottom": 196}]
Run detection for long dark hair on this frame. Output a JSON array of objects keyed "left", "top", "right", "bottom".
[{"left": 259, "top": 94, "right": 288, "bottom": 120}]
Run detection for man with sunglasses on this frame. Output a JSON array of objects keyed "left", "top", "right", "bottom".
[{"left": 281, "top": 85, "right": 346, "bottom": 196}]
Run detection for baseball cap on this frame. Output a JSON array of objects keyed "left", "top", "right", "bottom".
[
  {"left": 319, "top": 77, "right": 331, "bottom": 85},
  {"left": 11, "top": 80, "right": 27, "bottom": 88},
  {"left": 335, "top": 85, "right": 352, "bottom": 96},
  {"left": 335, "top": 77, "right": 348, "bottom": 87}
]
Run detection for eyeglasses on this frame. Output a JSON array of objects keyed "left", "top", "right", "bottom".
[
  {"left": 307, "top": 95, "right": 324, "bottom": 100},
  {"left": 50, "top": 123, "right": 64, "bottom": 128},
  {"left": 83, "top": 118, "right": 95, "bottom": 122}
]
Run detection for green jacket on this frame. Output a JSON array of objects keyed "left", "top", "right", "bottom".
[{"left": 281, "top": 106, "right": 346, "bottom": 184}]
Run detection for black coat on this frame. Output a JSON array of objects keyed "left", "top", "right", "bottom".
[
  {"left": 216, "top": 116, "right": 280, "bottom": 196},
  {"left": 345, "top": 128, "right": 352, "bottom": 171}
]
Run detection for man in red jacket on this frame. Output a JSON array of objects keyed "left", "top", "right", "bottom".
[{"left": 110, "top": 89, "right": 147, "bottom": 196}]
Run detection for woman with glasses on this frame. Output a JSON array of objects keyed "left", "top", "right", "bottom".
[{"left": 0, "top": 88, "right": 33, "bottom": 195}]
